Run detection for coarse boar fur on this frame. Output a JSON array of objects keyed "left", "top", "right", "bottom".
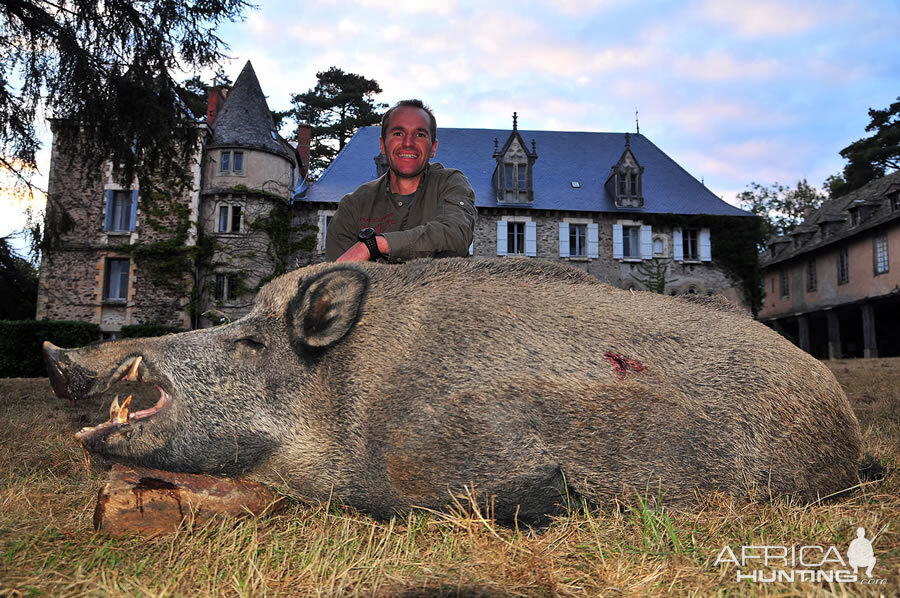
[{"left": 44, "top": 258, "right": 865, "bottom": 524}]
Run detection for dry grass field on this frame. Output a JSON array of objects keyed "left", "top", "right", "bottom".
[{"left": 1, "top": 358, "right": 897, "bottom": 597}]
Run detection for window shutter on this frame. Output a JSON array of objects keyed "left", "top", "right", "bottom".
[
  {"left": 558, "top": 222, "right": 570, "bottom": 257},
  {"left": 700, "top": 228, "right": 712, "bottom": 261},
  {"left": 587, "top": 223, "right": 599, "bottom": 258},
  {"left": 525, "top": 221, "right": 537, "bottom": 256},
  {"left": 641, "top": 225, "right": 652, "bottom": 259},
  {"left": 673, "top": 228, "right": 684, "bottom": 261},
  {"left": 612, "top": 224, "right": 623, "bottom": 259},
  {"left": 129, "top": 190, "right": 138, "bottom": 231},
  {"left": 496, "top": 221, "right": 507, "bottom": 256},
  {"left": 104, "top": 191, "right": 114, "bottom": 231}
]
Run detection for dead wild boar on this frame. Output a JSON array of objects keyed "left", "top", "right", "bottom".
[{"left": 44, "top": 258, "right": 864, "bottom": 524}]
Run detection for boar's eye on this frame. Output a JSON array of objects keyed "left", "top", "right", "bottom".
[{"left": 234, "top": 336, "right": 267, "bottom": 354}]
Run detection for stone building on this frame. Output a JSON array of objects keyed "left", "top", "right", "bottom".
[
  {"left": 36, "top": 61, "right": 305, "bottom": 336},
  {"left": 293, "top": 116, "right": 758, "bottom": 309},
  {"left": 759, "top": 172, "right": 900, "bottom": 358}
]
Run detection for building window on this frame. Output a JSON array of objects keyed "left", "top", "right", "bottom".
[
  {"left": 682, "top": 228, "right": 699, "bottom": 261},
  {"left": 105, "top": 190, "right": 136, "bottom": 232},
  {"left": 837, "top": 246, "right": 849, "bottom": 285},
  {"left": 569, "top": 224, "right": 587, "bottom": 257},
  {"left": 622, "top": 225, "right": 640, "bottom": 258},
  {"left": 770, "top": 276, "right": 775, "bottom": 294},
  {"left": 218, "top": 204, "right": 243, "bottom": 233},
  {"left": 503, "top": 163, "right": 528, "bottom": 202},
  {"left": 618, "top": 174, "right": 626, "bottom": 195},
  {"left": 219, "top": 150, "right": 245, "bottom": 174},
  {"left": 214, "top": 273, "right": 240, "bottom": 301},
  {"left": 874, "top": 235, "right": 889, "bottom": 275},
  {"left": 507, "top": 221, "right": 526, "bottom": 254},
  {"left": 890, "top": 192, "right": 899, "bottom": 212},
  {"left": 849, "top": 208, "right": 859, "bottom": 227},
  {"left": 780, "top": 269, "right": 789, "bottom": 297},
  {"left": 629, "top": 173, "right": 638, "bottom": 196},
  {"left": 318, "top": 211, "right": 334, "bottom": 252},
  {"left": 103, "top": 258, "right": 129, "bottom": 301},
  {"left": 806, "top": 259, "right": 817, "bottom": 292}
]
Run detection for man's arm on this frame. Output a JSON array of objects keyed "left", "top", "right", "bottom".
[
  {"left": 381, "top": 171, "right": 477, "bottom": 261},
  {"left": 325, "top": 198, "right": 362, "bottom": 261}
]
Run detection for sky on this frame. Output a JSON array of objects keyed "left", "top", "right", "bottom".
[{"left": 3, "top": 0, "right": 899, "bottom": 257}]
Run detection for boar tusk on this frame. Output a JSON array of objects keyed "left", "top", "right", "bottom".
[
  {"left": 109, "top": 395, "right": 120, "bottom": 421},
  {"left": 125, "top": 356, "right": 142, "bottom": 382},
  {"left": 116, "top": 395, "right": 132, "bottom": 424}
]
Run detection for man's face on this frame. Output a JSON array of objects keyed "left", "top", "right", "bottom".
[{"left": 379, "top": 106, "right": 438, "bottom": 181}]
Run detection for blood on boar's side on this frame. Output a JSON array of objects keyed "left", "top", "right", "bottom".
[{"left": 44, "top": 258, "right": 864, "bottom": 524}]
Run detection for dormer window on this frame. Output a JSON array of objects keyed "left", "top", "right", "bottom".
[
  {"left": 849, "top": 207, "right": 859, "bottom": 227},
  {"left": 493, "top": 112, "right": 537, "bottom": 204},
  {"left": 889, "top": 192, "right": 899, "bottom": 212},
  {"left": 606, "top": 133, "right": 644, "bottom": 208}
]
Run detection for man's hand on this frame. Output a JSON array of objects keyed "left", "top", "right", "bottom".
[{"left": 336, "top": 236, "right": 390, "bottom": 262}]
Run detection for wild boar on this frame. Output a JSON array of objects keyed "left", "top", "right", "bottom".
[{"left": 44, "top": 258, "right": 865, "bottom": 524}]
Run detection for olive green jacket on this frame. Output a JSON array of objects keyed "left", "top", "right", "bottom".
[{"left": 324, "top": 163, "right": 477, "bottom": 262}]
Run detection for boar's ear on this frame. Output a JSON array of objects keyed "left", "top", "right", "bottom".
[{"left": 286, "top": 267, "right": 369, "bottom": 351}]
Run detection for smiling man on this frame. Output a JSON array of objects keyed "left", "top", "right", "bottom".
[{"left": 325, "top": 99, "right": 477, "bottom": 262}]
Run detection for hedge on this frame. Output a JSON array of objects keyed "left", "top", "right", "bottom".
[{"left": 0, "top": 320, "right": 100, "bottom": 378}]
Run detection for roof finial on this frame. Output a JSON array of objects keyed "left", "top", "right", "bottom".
[
  {"left": 493, "top": 137, "right": 498, "bottom": 152},
  {"left": 624, "top": 131, "right": 631, "bottom": 148},
  {"left": 512, "top": 111, "right": 518, "bottom": 130},
  {"left": 635, "top": 108, "right": 640, "bottom": 134},
  {"left": 531, "top": 139, "right": 536, "bottom": 153}
]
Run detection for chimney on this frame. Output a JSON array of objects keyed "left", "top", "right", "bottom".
[
  {"left": 206, "top": 86, "right": 228, "bottom": 126},
  {"left": 296, "top": 123, "right": 312, "bottom": 179}
]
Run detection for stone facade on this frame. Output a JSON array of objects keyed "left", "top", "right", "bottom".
[
  {"left": 759, "top": 172, "right": 900, "bottom": 358},
  {"left": 37, "top": 61, "right": 302, "bottom": 336}
]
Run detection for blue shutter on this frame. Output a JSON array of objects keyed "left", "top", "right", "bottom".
[
  {"left": 525, "top": 221, "right": 537, "bottom": 256},
  {"left": 673, "top": 228, "right": 684, "bottom": 261},
  {"left": 612, "top": 224, "right": 623, "bottom": 259},
  {"left": 700, "top": 228, "right": 712, "bottom": 261},
  {"left": 558, "top": 222, "right": 570, "bottom": 257},
  {"left": 104, "top": 190, "right": 114, "bottom": 231},
  {"left": 641, "top": 225, "right": 652, "bottom": 260},
  {"left": 587, "top": 223, "right": 599, "bottom": 258},
  {"left": 496, "top": 221, "right": 507, "bottom": 256},
  {"left": 129, "top": 190, "right": 138, "bottom": 231}
]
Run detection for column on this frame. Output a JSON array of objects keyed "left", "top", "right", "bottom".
[
  {"left": 826, "top": 310, "right": 841, "bottom": 360},
  {"left": 797, "top": 315, "right": 811, "bottom": 354},
  {"left": 862, "top": 303, "right": 878, "bottom": 358}
]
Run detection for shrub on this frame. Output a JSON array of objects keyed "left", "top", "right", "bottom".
[
  {"left": 0, "top": 320, "right": 100, "bottom": 377},
  {"left": 120, "top": 324, "right": 186, "bottom": 338}
]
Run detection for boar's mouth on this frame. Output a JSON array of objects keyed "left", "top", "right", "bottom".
[{"left": 74, "top": 355, "right": 172, "bottom": 442}]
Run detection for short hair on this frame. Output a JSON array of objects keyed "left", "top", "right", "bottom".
[{"left": 381, "top": 99, "right": 437, "bottom": 142}]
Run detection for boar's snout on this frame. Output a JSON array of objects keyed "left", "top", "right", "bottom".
[{"left": 43, "top": 341, "right": 74, "bottom": 401}]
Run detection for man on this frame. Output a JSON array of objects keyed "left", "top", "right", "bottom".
[{"left": 325, "top": 99, "right": 477, "bottom": 262}]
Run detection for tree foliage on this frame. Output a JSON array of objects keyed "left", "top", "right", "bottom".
[
  {"left": 0, "top": 237, "right": 38, "bottom": 320},
  {"left": 1, "top": 0, "right": 250, "bottom": 198},
  {"left": 737, "top": 179, "right": 826, "bottom": 242},
  {"left": 289, "top": 67, "right": 387, "bottom": 177},
  {"left": 630, "top": 258, "right": 677, "bottom": 294},
  {"left": 827, "top": 96, "right": 900, "bottom": 198}
]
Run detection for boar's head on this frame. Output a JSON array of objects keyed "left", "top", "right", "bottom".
[{"left": 43, "top": 265, "right": 369, "bottom": 476}]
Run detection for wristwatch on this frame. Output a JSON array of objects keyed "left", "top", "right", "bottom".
[{"left": 357, "top": 227, "right": 383, "bottom": 261}]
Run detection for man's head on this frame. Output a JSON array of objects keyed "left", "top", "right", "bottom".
[
  {"left": 379, "top": 100, "right": 438, "bottom": 183},
  {"left": 381, "top": 99, "right": 437, "bottom": 142}
]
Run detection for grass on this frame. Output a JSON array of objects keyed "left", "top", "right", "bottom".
[{"left": 1, "top": 358, "right": 898, "bottom": 596}]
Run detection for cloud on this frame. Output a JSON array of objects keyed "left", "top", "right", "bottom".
[
  {"left": 674, "top": 51, "right": 779, "bottom": 81},
  {"left": 341, "top": 0, "right": 458, "bottom": 16},
  {"left": 672, "top": 100, "right": 786, "bottom": 135},
  {"left": 699, "top": 0, "right": 823, "bottom": 37}
]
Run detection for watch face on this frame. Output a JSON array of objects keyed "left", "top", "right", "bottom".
[{"left": 358, "top": 227, "right": 376, "bottom": 241}]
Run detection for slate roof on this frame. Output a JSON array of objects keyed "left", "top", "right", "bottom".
[
  {"left": 762, "top": 171, "right": 900, "bottom": 267},
  {"left": 208, "top": 61, "right": 296, "bottom": 163},
  {"left": 295, "top": 126, "right": 750, "bottom": 217}
]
